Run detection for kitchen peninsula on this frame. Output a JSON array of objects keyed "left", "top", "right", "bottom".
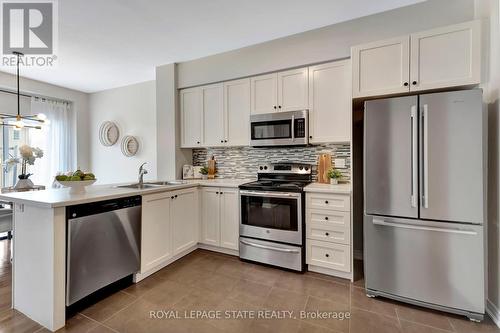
[{"left": 0, "top": 179, "right": 250, "bottom": 331}]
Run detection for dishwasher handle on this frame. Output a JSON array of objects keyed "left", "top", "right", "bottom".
[{"left": 67, "top": 196, "right": 142, "bottom": 219}]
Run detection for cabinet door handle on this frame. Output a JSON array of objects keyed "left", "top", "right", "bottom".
[
  {"left": 403, "top": 82, "right": 409, "bottom": 86},
  {"left": 412, "top": 81, "right": 417, "bottom": 85},
  {"left": 273, "top": 106, "right": 277, "bottom": 109}
]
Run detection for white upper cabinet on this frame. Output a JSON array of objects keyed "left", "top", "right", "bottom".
[
  {"left": 250, "top": 73, "right": 278, "bottom": 114},
  {"left": 180, "top": 87, "right": 202, "bottom": 147},
  {"left": 308, "top": 60, "right": 352, "bottom": 143},
  {"left": 410, "top": 20, "right": 481, "bottom": 91},
  {"left": 202, "top": 84, "right": 224, "bottom": 147},
  {"left": 352, "top": 20, "right": 481, "bottom": 98},
  {"left": 224, "top": 79, "right": 250, "bottom": 146},
  {"left": 352, "top": 36, "right": 410, "bottom": 98},
  {"left": 277, "top": 67, "right": 309, "bottom": 112}
]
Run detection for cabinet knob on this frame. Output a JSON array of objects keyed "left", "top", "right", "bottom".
[
  {"left": 216, "top": 192, "right": 219, "bottom": 194},
  {"left": 197, "top": 141, "right": 200, "bottom": 144},
  {"left": 175, "top": 195, "right": 178, "bottom": 198},
  {"left": 220, "top": 192, "right": 223, "bottom": 195},
  {"left": 325, "top": 254, "right": 330, "bottom": 258},
  {"left": 325, "top": 232, "right": 329, "bottom": 236},
  {"left": 224, "top": 140, "right": 227, "bottom": 143},
  {"left": 325, "top": 200, "right": 329, "bottom": 204},
  {"left": 412, "top": 81, "right": 417, "bottom": 85},
  {"left": 273, "top": 106, "right": 277, "bottom": 109},
  {"left": 171, "top": 196, "right": 174, "bottom": 199},
  {"left": 325, "top": 217, "right": 329, "bottom": 220},
  {"left": 309, "top": 136, "right": 312, "bottom": 139},
  {"left": 278, "top": 105, "right": 281, "bottom": 109},
  {"left": 403, "top": 82, "right": 409, "bottom": 86},
  {"left": 220, "top": 140, "right": 223, "bottom": 143}
]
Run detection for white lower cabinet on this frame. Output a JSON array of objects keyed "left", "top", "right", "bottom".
[
  {"left": 141, "top": 187, "right": 199, "bottom": 274},
  {"left": 306, "top": 190, "right": 352, "bottom": 279},
  {"left": 307, "top": 240, "right": 351, "bottom": 273},
  {"left": 171, "top": 188, "right": 199, "bottom": 255},
  {"left": 201, "top": 187, "right": 239, "bottom": 251},
  {"left": 141, "top": 192, "right": 172, "bottom": 273}
]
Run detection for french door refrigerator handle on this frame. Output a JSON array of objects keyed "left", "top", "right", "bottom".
[
  {"left": 372, "top": 218, "right": 477, "bottom": 235},
  {"left": 411, "top": 105, "right": 418, "bottom": 208},
  {"left": 422, "top": 104, "right": 429, "bottom": 209}
]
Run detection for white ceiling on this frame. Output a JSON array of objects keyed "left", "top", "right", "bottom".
[{"left": 0, "top": 0, "right": 424, "bottom": 93}]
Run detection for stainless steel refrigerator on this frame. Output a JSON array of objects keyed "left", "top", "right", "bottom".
[{"left": 363, "top": 89, "right": 485, "bottom": 321}]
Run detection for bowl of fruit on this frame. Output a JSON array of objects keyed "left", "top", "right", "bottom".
[{"left": 55, "top": 170, "right": 97, "bottom": 194}]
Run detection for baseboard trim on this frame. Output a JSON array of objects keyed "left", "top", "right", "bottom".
[
  {"left": 197, "top": 243, "right": 239, "bottom": 256},
  {"left": 133, "top": 245, "right": 198, "bottom": 282},
  {"left": 486, "top": 299, "right": 500, "bottom": 327},
  {"left": 308, "top": 264, "right": 353, "bottom": 281}
]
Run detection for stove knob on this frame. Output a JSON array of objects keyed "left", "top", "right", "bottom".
[
  {"left": 264, "top": 166, "right": 268, "bottom": 170},
  {"left": 299, "top": 166, "right": 303, "bottom": 170},
  {"left": 305, "top": 167, "right": 309, "bottom": 171},
  {"left": 259, "top": 166, "right": 263, "bottom": 170}
]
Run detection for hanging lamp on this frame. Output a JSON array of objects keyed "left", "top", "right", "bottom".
[{"left": 0, "top": 52, "right": 45, "bottom": 130}]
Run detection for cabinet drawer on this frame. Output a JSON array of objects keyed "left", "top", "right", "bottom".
[
  {"left": 307, "top": 209, "right": 350, "bottom": 228},
  {"left": 307, "top": 240, "right": 351, "bottom": 272},
  {"left": 307, "top": 222, "right": 350, "bottom": 245},
  {"left": 307, "top": 193, "right": 350, "bottom": 211}
]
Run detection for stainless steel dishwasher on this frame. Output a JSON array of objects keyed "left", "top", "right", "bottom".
[{"left": 66, "top": 196, "right": 141, "bottom": 306}]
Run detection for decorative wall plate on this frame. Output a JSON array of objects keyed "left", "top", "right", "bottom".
[
  {"left": 99, "top": 121, "right": 119, "bottom": 146},
  {"left": 121, "top": 135, "right": 139, "bottom": 157}
]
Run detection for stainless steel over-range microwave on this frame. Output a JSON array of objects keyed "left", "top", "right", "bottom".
[{"left": 250, "top": 110, "right": 308, "bottom": 147}]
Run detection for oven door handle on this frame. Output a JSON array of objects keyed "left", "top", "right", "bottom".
[
  {"left": 239, "top": 190, "right": 301, "bottom": 199},
  {"left": 240, "top": 239, "right": 300, "bottom": 253}
]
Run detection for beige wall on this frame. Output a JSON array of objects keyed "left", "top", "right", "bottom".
[
  {"left": 155, "top": 63, "right": 192, "bottom": 180},
  {"left": 177, "top": 0, "right": 475, "bottom": 88},
  {"left": 0, "top": 71, "right": 90, "bottom": 170},
  {"left": 89, "top": 81, "right": 157, "bottom": 183}
]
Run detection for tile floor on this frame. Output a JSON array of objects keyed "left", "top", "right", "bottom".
[{"left": 0, "top": 239, "right": 499, "bottom": 333}]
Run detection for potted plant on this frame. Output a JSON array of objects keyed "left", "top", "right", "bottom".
[
  {"left": 5, "top": 145, "right": 43, "bottom": 189},
  {"left": 199, "top": 166, "right": 209, "bottom": 180},
  {"left": 327, "top": 168, "right": 342, "bottom": 185}
]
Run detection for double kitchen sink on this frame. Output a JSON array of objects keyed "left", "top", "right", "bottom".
[{"left": 116, "top": 180, "right": 187, "bottom": 190}]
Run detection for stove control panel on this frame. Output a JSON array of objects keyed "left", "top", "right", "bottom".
[{"left": 258, "top": 163, "right": 311, "bottom": 174}]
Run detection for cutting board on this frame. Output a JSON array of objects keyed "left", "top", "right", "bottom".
[
  {"left": 208, "top": 159, "right": 216, "bottom": 179},
  {"left": 317, "top": 153, "right": 332, "bottom": 183}
]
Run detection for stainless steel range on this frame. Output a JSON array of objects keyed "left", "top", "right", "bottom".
[{"left": 239, "top": 163, "right": 312, "bottom": 271}]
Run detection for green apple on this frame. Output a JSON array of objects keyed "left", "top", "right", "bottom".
[
  {"left": 55, "top": 175, "right": 68, "bottom": 181},
  {"left": 70, "top": 175, "right": 81, "bottom": 181}
]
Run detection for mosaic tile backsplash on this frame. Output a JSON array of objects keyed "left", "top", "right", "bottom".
[{"left": 192, "top": 143, "right": 351, "bottom": 181}]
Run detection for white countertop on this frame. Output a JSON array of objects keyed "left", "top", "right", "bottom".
[
  {"left": 0, "top": 178, "right": 254, "bottom": 208},
  {"left": 304, "top": 182, "right": 352, "bottom": 194}
]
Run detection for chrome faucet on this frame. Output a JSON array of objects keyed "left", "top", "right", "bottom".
[{"left": 138, "top": 162, "right": 148, "bottom": 185}]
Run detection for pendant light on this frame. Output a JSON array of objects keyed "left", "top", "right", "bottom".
[{"left": 0, "top": 52, "right": 45, "bottom": 130}]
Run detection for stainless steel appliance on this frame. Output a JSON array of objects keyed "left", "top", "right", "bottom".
[
  {"left": 250, "top": 110, "right": 308, "bottom": 147},
  {"left": 239, "top": 163, "right": 311, "bottom": 271},
  {"left": 364, "top": 89, "right": 485, "bottom": 321},
  {"left": 66, "top": 196, "right": 141, "bottom": 306}
]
